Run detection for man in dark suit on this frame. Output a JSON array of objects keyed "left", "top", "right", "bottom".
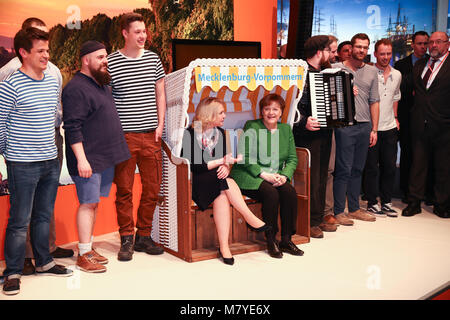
[
  {"left": 394, "top": 31, "right": 429, "bottom": 202},
  {"left": 402, "top": 31, "right": 450, "bottom": 218}
]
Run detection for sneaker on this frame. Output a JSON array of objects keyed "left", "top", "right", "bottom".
[
  {"left": 335, "top": 213, "right": 354, "bottom": 226},
  {"left": 348, "top": 209, "right": 376, "bottom": 222},
  {"left": 91, "top": 248, "right": 108, "bottom": 265},
  {"left": 51, "top": 247, "right": 75, "bottom": 259},
  {"left": 381, "top": 203, "right": 398, "bottom": 217},
  {"left": 367, "top": 204, "right": 386, "bottom": 218},
  {"left": 76, "top": 252, "right": 107, "bottom": 273},
  {"left": 134, "top": 234, "right": 164, "bottom": 255},
  {"left": 3, "top": 277, "right": 20, "bottom": 296},
  {"left": 35, "top": 264, "right": 73, "bottom": 277}
]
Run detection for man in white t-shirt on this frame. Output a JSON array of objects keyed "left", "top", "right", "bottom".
[{"left": 362, "top": 39, "right": 401, "bottom": 217}]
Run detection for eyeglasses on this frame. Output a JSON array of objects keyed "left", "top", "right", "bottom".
[{"left": 429, "top": 40, "right": 448, "bottom": 45}]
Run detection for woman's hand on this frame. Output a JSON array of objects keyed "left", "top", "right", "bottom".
[
  {"left": 260, "top": 172, "right": 285, "bottom": 186},
  {"left": 217, "top": 164, "right": 230, "bottom": 179},
  {"left": 272, "top": 174, "right": 287, "bottom": 187},
  {"left": 223, "top": 153, "right": 242, "bottom": 165}
]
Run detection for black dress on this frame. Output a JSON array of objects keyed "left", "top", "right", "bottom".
[{"left": 181, "top": 127, "right": 229, "bottom": 211}]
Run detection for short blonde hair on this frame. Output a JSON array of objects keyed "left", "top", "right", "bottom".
[{"left": 192, "top": 97, "right": 226, "bottom": 130}]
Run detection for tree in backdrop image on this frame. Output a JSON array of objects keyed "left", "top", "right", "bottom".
[{"left": 48, "top": 0, "right": 233, "bottom": 84}]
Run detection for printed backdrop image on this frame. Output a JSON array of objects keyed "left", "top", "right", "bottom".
[
  {"left": 0, "top": 0, "right": 234, "bottom": 194},
  {"left": 311, "top": 0, "right": 436, "bottom": 62},
  {"left": 276, "top": 0, "right": 438, "bottom": 62}
]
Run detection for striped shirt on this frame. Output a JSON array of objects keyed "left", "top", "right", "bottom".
[
  {"left": 107, "top": 50, "right": 165, "bottom": 131},
  {"left": 0, "top": 57, "right": 63, "bottom": 127},
  {"left": 0, "top": 70, "right": 58, "bottom": 162}
]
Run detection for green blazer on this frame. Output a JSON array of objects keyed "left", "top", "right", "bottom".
[{"left": 230, "top": 119, "right": 298, "bottom": 190}]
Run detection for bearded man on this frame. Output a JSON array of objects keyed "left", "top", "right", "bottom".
[
  {"left": 62, "top": 41, "right": 130, "bottom": 273},
  {"left": 293, "top": 35, "right": 338, "bottom": 238}
]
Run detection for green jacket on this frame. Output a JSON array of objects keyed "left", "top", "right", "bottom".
[{"left": 230, "top": 119, "right": 298, "bottom": 190}]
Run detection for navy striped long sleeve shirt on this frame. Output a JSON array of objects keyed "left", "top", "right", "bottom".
[{"left": 0, "top": 70, "right": 58, "bottom": 162}]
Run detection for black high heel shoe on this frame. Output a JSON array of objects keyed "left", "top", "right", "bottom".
[
  {"left": 218, "top": 249, "right": 234, "bottom": 265},
  {"left": 246, "top": 222, "right": 272, "bottom": 233}
]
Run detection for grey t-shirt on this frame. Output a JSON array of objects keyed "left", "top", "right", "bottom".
[{"left": 332, "top": 62, "right": 380, "bottom": 122}]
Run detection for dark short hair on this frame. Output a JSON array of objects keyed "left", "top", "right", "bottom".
[
  {"left": 337, "top": 41, "right": 351, "bottom": 53},
  {"left": 14, "top": 27, "right": 49, "bottom": 63},
  {"left": 374, "top": 38, "right": 392, "bottom": 52},
  {"left": 259, "top": 93, "right": 286, "bottom": 116},
  {"left": 351, "top": 33, "right": 370, "bottom": 46},
  {"left": 304, "top": 35, "right": 332, "bottom": 59},
  {"left": 412, "top": 31, "right": 429, "bottom": 43},
  {"left": 120, "top": 12, "right": 144, "bottom": 32},
  {"left": 21, "top": 17, "right": 46, "bottom": 30}
]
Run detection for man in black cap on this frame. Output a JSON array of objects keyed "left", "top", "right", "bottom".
[{"left": 62, "top": 40, "right": 130, "bottom": 273}]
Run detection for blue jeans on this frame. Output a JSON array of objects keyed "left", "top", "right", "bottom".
[
  {"left": 333, "top": 122, "right": 371, "bottom": 214},
  {"left": 3, "top": 159, "right": 59, "bottom": 278}
]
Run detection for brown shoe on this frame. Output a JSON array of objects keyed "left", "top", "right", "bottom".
[
  {"left": 76, "top": 251, "right": 107, "bottom": 273},
  {"left": 310, "top": 226, "right": 324, "bottom": 238},
  {"left": 22, "top": 258, "right": 35, "bottom": 276},
  {"left": 319, "top": 223, "right": 337, "bottom": 232},
  {"left": 335, "top": 213, "right": 354, "bottom": 226},
  {"left": 323, "top": 214, "right": 339, "bottom": 225},
  {"left": 348, "top": 209, "right": 376, "bottom": 222},
  {"left": 91, "top": 248, "right": 108, "bottom": 265}
]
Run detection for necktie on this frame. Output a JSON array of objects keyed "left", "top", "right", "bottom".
[{"left": 422, "top": 59, "right": 437, "bottom": 86}]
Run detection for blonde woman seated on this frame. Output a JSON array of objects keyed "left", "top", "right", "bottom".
[
  {"left": 230, "top": 94, "right": 303, "bottom": 258},
  {"left": 181, "top": 97, "right": 270, "bottom": 265}
]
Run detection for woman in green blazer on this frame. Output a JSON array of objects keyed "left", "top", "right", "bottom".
[{"left": 231, "top": 93, "right": 303, "bottom": 258}]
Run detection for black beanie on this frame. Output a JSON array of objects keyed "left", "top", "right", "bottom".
[{"left": 80, "top": 40, "right": 106, "bottom": 58}]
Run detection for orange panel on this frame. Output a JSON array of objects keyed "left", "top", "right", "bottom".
[{"left": 233, "top": 0, "right": 277, "bottom": 59}]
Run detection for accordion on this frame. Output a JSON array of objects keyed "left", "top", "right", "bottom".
[{"left": 309, "top": 69, "right": 356, "bottom": 128}]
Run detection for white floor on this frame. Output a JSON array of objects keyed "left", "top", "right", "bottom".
[{"left": 1, "top": 199, "right": 449, "bottom": 300}]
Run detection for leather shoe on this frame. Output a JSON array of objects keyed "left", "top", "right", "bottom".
[
  {"left": 323, "top": 214, "right": 339, "bottom": 225},
  {"left": 51, "top": 247, "right": 74, "bottom": 259},
  {"left": 279, "top": 240, "right": 304, "bottom": 256},
  {"left": 22, "top": 258, "right": 35, "bottom": 276},
  {"left": 433, "top": 206, "right": 450, "bottom": 219},
  {"left": 266, "top": 239, "right": 283, "bottom": 258},
  {"left": 319, "top": 223, "right": 337, "bottom": 232},
  {"left": 402, "top": 203, "right": 421, "bottom": 217},
  {"left": 310, "top": 226, "right": 324, "bottom": 238}
]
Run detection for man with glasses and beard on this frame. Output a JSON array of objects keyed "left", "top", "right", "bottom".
[
  {"left": 62, "top": 41, "right": 130, "bottom": 273},
  {"left": 293, "top": 35, "right": 338, "bottom": 238}
]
